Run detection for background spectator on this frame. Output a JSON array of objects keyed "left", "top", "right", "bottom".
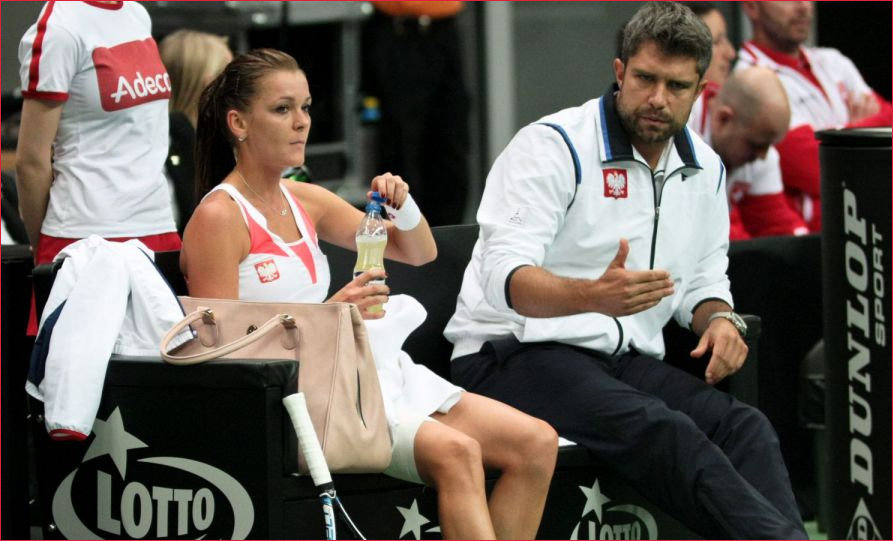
[
  {"left": 362, "top": 1, "right": 470, "bottom": 226},
  {"left": 17, "top": 0, "right": 180, "bottom": 334},
  {"left": 16, "top": 1, "right": 179, "bottom": 261},
  {"left": 680, "top": 2, "right": 736, "bottom": 86},
  {"left": 159, "top": 29, "right": 232, "bottom": 233},
  {"left": 688, "top": 67, "right": 809, "bottom": 239},
  {"left": 738, "top": 0, "right": 892, "bottom": 231}
]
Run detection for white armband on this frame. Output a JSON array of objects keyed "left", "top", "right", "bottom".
[{"left": 383, "top": 193, "right": 422, "bottom": 231}]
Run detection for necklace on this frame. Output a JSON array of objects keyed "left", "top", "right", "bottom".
[{"left": 236, "top": 170, "right": 288, "bottom": 217}]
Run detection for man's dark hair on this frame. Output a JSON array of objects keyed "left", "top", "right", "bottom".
[
  {"left": 615, "top": 21, "right": 627, "bottom": 60},
  {"left": 621, "top": 2, "right": 713, "bottom": 78}
]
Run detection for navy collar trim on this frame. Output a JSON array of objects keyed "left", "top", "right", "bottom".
[{"left": 599, "top": 84, "right": 701, "bottom": 170}]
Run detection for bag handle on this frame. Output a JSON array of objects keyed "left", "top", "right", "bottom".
[{"left": 161, "top": 307, "right": 297, "bottom": 365}]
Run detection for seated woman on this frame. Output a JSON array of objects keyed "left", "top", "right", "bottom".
[{"left": 181, "top": 48, "right": 558, "bottom": 540}]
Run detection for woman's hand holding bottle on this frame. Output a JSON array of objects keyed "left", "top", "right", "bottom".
[
  {"left": 368, "top": 173, "right": 409, "bottom": 209},
  {"left": 327, "top": 268, "right": 390, "bottom": 319}
]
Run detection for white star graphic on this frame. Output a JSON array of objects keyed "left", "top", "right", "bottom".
[
  {"left": 579, "top": 478, "right": 612, "bottom": 522},
  {"left": 82, "top": 407, "right": 147, "bottom": 478},
  {"left": 396, "top": 499, "right": 430, "bottom": 540}
]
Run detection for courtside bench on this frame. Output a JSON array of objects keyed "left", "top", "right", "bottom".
[{"left": 28, "top": 224, "right": 760, "bottom": 539}]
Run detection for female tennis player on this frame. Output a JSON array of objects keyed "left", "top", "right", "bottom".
[{"left": 181, "top": 48, "right": 557, "bottom": 539}]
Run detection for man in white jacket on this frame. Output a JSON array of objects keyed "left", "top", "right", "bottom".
[{"left": 446, "top": 3, "right": 805, "bottom": 538}]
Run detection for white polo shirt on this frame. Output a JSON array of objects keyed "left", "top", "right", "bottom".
[
  {"left": 19, "top": 1, "right": 176, "bottom": 238},
  {"left": 446, "top": 88, "right": 733, "bottom": 360}
]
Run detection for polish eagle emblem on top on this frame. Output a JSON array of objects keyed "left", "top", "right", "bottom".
[
  {"left": 603, "top": 169, "right": 628, "bottom": 199},
  {"left": 254, "top": 259, "right": 281, "bottom": 283}
]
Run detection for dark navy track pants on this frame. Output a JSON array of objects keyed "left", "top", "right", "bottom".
[{"left": 452, "top": 339, "right": 807, "bottom": 540}]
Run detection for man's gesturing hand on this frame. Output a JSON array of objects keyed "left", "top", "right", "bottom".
[{"left": 591, "top": 239, "right": 675, "bottom": 317}]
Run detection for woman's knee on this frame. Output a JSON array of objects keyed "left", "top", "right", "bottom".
[
  {"left": 530, "top": 418, "right": 559, "bottom": 462},
  {"left": 506, "top": 417, "right": 559, "bottom": 474},
  {"left": 421, "top": 430, "right": 484, "bottom": 482}
]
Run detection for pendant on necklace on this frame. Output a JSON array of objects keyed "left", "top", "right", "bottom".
[{"left": 280, "top": 208, "right": 287, "bottom": 216}]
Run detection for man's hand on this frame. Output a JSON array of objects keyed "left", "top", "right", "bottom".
[
  {"left": 846, "top": 92, "right": 881, "bottom": 124},
  {"left": 690, "top": 317, "right": 748, "bottom": 385},
  {"left": 590, "top": 238, "right": 675, "bottom": 317}
]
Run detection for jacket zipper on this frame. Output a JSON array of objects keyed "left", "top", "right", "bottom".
[
  {"left": 649, "top": 166, "right": 687, "bottom": 269},
  {"left": 604, "top": 159, "right": 688, "bottom": 354},
  {"left": 649, "top": 175, "right": 660, "bottom": 270}
]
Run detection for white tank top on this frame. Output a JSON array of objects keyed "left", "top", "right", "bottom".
[{"left": 208, "top": 183, "right": 331, "bottom": 303}]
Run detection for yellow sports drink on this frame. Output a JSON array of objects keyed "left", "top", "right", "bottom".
[{"left": 354, "top": 192, "right": 388, "bottom": 313}]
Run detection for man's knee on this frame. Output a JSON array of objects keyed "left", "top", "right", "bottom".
[{"left": 730, "top": 402, "right": 781, "bottom": 446}]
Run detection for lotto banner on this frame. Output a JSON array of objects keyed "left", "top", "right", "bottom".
[
  {"left": 30, "top": 357, "right": 298, "bottom": 540},
  {"left": 818, "top": 128, "right": 891, "bottom": 540},
  {"left": 28, "top": 358, "right": 701, "bottom": 540}
]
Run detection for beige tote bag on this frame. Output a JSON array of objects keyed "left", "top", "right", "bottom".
[{"left": 160, "top": 297, "right": 391, "bottom": 474}]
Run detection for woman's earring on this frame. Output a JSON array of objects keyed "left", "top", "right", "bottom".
[{"left": 238, "top": 135, "right": 247, "bottom": 142}]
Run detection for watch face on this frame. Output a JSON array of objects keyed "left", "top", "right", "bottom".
[
  {"left": 731, "top": 313, "right": 747, "bottom": 334},
  {"left": 712, "top": 312, "right": 747, "bottom": 336}
]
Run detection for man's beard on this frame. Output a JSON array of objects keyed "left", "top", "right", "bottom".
[
  {"left": 760, "top": 12, "right": 810, "bottom": 53},
  {"left": 616, "top": 100, "right": 682, "bottom": 144},
  {"left": 766, "top": 30, "right": 802, "bottom": 55}
]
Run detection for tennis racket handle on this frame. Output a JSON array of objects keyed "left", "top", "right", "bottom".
[{"left": 283, "top": 393, "right": 333, "bottom": 487}]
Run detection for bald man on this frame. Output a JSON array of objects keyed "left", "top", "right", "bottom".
[{"left": 689, "top": 67, "right": 809, "bottom": 240}]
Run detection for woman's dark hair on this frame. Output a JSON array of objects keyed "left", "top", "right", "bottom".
[{"left": 194, "top": 48, "right": 300, "bottom": 201}]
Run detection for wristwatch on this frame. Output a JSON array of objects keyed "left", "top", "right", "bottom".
[{"left": 707, "top": 311, "right": 748, "bottom": 338}]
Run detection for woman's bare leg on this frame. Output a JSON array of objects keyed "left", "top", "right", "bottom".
[
  {"left": 413, "top": 420, "right": 497, "bottom": 539},
  {"left": 434, "top": 393, "right": 558, "bottom": 540}
]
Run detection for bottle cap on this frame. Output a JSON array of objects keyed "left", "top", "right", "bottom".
[{"left": 365, "top": 192, "right": 384, "bottom": 213}]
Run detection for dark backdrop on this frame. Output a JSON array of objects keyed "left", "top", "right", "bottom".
[{"left": 817, "top": 2, "right": 892, "bottom": 100}]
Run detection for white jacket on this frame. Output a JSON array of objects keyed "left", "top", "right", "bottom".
[
  {"left": 26, "top": 236, "right": 189, "bottom": 440},
  {"left": 736, "top": 42, "right": 874, "bottom": 131},
  {"left": 446, "top": 88, "right": 733, "bottom": 360}
]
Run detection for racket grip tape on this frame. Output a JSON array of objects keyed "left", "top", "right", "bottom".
[{"left": 283, "top": 393, "right": 333, "bottom": 488}]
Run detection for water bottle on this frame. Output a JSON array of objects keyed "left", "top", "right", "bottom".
[{"left": 354, "top": 192, "right": 387, "bottom": 313}]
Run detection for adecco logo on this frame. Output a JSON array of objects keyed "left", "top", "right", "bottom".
[
  {"left": 569, "top": 479, "right": 658, "bottom": 540},
  {"left": 93, "top": 38, "right": 171, "bottom": 111},
  {"left": 51, "top": 408, "right": 254, "bottom": 539}
]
